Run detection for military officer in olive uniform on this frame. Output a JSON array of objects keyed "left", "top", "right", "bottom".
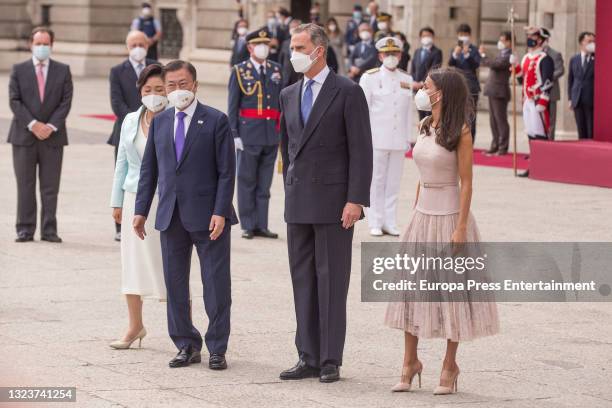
[
  {"left": 228, "top": 28, "right": 282, "bottom": 239},
  {"left": 359, "top": 37, "right": 414, "bottom": 237}
]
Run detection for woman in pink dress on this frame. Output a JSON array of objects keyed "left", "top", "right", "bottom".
[{"left": 385, "top": 68, "right": 499, "bottom": 394}]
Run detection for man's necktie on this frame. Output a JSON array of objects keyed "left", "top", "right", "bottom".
[
  {"left": 175, "top": 111, "right": 187, "bottom": 162},
  {"left": 36, "top": 63, "right": 45, "bottom": 102},
  {"left": 137, "top": 63, "right": 144, "bottom": 77},
  {"left": 301, "top": 79, "right": 315, "bottom": 124}
]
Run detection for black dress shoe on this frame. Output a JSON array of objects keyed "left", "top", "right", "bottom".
[
  {"left": 114, "top": 232, "right": 121, "bottom": 242},
  {"left": 496, "top": 151, "right": 508, "bottom": 156},
  {"left": 253, "top": 228, "right": 278, "bottom": 239},
  {"left": 484, "top": 148, "right": 498, "bottom": 156},
  {"left": 168, "top": 346, "right": 201, "bottom": 368},
  {"left": 280, "top": 359, "right": 320, "bottom": 380},
  {"left": 319, "top": 364, "right": 340, "bottom": 383},
  {"left": 242, "top": 230, "right": 254, "bottom": 239},
  {"left": 518, "top": 170, "right": 530, "bottom": 178},
  {"left": 15, "top": 235, "right": 34, "bottom": 243},
  {"left": 209, "top": 353, "right": 227, "bottom": 370},
  {"left": 41, "top": 235, "right": 62, "bottom": 243}
]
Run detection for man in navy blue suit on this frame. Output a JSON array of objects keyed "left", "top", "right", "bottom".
[
  {"left": 133, "top": 60, "right": 237, "bottom": 370},
  {"left": 568, "top": 31, "right": 595, "bottom": 139}
]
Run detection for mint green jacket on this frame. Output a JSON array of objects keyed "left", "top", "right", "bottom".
[{"left": 110, "top": 107, "right": 146, "bottom": 208}]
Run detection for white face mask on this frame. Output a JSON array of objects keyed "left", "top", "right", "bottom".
[
  {"left": 458, "top": 35, "right": 470, "bottom": 44},
  {"left": 167, "top": 89, "right": 195, "bottom": 110},
  {"left": 585, "top": 42, "right": 595, "bottom": 54},
  {"left": 32, "top": 45, "right": 51, "bottom": 61},
  {"left": 141, "top": 7, "right": 152, "bottom": 17},
  {"left": 421, "top": 36, "right": 433, "bottom": 47},
  {"left": 290, "top": 46, "right": 320, "bottom": 73},
  {"left": 253, "top": 44, "right": 270, "bottom": 60},
  {"left": 378, "top": 22, "right": 388, "bottom": 31},
  {"left": 497, "top": 41, "right": 507, "bottom": 50},
  {"left": 328, "top": 24, "right": 337, "bottom": 32},
  {"left": 382, "top": 55, "right": 399, "bottom": 70},
  {"left": 237, "top": 27, "right": 247, "bottom": 36},
  {"left": 129, "top": 46, "right": 147, "bottom": 62},
  {"left": 414, "top": 89, "right": 439, "bottom": 112},
  {"left": 359, "top": 31, "right": 372, "bottom": 41},
  {"left": 141, "top": 94, "right": 168, "bottom": 113}
]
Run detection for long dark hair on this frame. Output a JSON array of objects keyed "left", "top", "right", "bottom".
[
  {"left": 422, "top": 67, "right": 474, "bottom": 151},
  {"left": 137, "top": 63, "right": 164, "bottom": 94}
]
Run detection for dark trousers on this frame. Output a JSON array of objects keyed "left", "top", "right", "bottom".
[
  {"left": 114, "top": 144, "right": 121, "bottom": 233},
  {"left": 470, "top": 94, "right": 479, "bottom": 141},
  {"left": 574, "top": 103, "right": 594, "bottom": 139},
  {"left": 287, "top": 222, "right": 354, "bottom": 367},
  {"left": 548, "top": 100, "right": 558, "bottom": 140},
  {"left": 12, "top": 143, "right": 63, "bottom": 238},
  {"left": 160, "top": 205, "right": 232, "bottom": 353},
  {"left": 146, "top": 43, "right": 158, "bottom": 60},
  {"left": 488, "top": 97, "right": 510, "bottom": 153},
  {"left": 237, "top": 144, "right": 278, "bottom": 231}
]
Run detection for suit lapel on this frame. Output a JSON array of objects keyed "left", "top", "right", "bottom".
[
  {"left": 26, "top": 60, "right": 42, "bottom": 110},
  {"left": 295, "top": 77, "right": 305, "bottom": 129},
  {"left": 43, "top": 60, "right": 55, "bottom": 103},
  {"left": 177, "top": 103, "right": 206, "bottom": 168},
  {"left": 296, "top": 71, "right": 339, "bottom": 155}
]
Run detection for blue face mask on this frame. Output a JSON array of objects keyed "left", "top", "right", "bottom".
[
  {"left": 32, "top": 45, "right": 51, "bottom": 61},
  {"left": 353, "top": 11, "right": 362, "bottom": 20},
  {"left": 526, "top": 38, "right": 538, "bottom": 48}
]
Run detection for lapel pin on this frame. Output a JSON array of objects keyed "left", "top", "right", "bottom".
[{"left": 197, "top": 120, "right": 203, "bottom": 125}]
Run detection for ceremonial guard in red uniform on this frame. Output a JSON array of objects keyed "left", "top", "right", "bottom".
[{"left": 513, "top": 27, "right": 554, "bottom": 177}]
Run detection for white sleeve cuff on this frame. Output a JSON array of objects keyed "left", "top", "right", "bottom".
[
  {"left": 27, "top": 120, "right": 37, "bottom": 131},
  {"left": 46, "top": 123, "right": 58, "bottom": 132}
]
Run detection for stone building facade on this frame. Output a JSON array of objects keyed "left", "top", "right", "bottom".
[{"left": 0, "top": 0, "right": 596, "bottom": 134}]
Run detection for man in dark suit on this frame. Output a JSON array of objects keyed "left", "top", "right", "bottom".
[
  {"left": 410, "top": 26, "right": 443, "bottom": 120},
  {"left": 228, "top": 28, "right": 281, "bottom": 240},
  {"left": 541, "top": 27, "right": 565, "bottom": 140},
  {"left": 449, "top": 23, "right": 481, "bottom": 140},
  {"left": 348, "top": 23, "right": 378, "bottom": 82},
  {"left": 480, "top": 31, "right": 512, "bottom": 155},
  {"left": 568, "top": 31, "right": 595, "bottom": 139},
  {"left": 134, "top": 61, "right": 237, "bottom": 370},
  {"left": 278, "top": 24, "right": 373, "bottom": 383},
  {"left": 108, "top": 30, "right": 158, "bottom": 241},
  {"left": 8, "top": 27, "right": 73, "bottom": 243},
  {"left": 230, "top": 19, "right": 250, "bottom": 67}
]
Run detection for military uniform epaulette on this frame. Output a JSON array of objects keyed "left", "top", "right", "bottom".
[
  {"left": 365, "top": 67, "right": 380, "bottom": 74},
  {"left": 397, "top": 68, "right": 408, "bottom": 75}
]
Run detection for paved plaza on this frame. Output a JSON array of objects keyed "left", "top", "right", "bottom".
[{"left": 0, "top": 75, "right": 611, "bottom": 407}]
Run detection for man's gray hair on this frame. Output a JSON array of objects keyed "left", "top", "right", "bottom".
[{"left": 293, "top": 23, "right": 329, "bottom": 52}]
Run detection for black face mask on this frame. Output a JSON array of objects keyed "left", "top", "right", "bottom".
[{"left": 526, "top": 38, "right": 538, "bottom": 48}]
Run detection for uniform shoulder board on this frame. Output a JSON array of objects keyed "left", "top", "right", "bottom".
[
  {"left": 365, "top": 67, "right": 380, "bottom": 74},
  {"left": 397, "top": 68, "right": 408, "bottom": 75}
]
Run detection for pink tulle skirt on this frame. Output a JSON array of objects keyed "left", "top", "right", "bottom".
[{"left": 384, "top": 210, "right": 499, "bottom": 342}]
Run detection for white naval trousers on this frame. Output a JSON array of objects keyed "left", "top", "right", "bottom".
[{"left": 368, "top": 149, "right": 405, "bottom": 229}]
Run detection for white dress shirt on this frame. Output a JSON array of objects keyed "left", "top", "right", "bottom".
[
  {"left": 173, "top": 97, "right": 198, "bottom": 141},
  {"left": 129, "top": 56, "right": 146, "bottom": 77},
  {"left": 301, "top": 65, "right": 330, "bottom": 106},
  {"left": 249, "top": 57, "right": 266, "bottom": 76}
]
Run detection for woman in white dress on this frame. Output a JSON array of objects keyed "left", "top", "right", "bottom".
[{"left": 109, "top": 64, "right": 168, "bottom": 349}]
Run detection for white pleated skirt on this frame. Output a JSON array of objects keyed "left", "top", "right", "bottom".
[{"left": 120, "top": 191, "right": 166, "bottom": 300}]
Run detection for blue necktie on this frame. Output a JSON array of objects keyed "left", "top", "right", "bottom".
[
  {"left": 175, "top": 111, "right": 186, "bottom": 162},
  {"left": 301, "top": 79, "right": 315, "bottom": 124}
]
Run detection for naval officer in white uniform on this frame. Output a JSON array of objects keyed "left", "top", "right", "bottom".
[{"left": 360, "top": 37, "right": 414, "bottom": 236}]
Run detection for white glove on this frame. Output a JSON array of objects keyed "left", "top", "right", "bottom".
[
  {"left": 234, "top": 137, "right": 244, "bottom": 151},
  {"left": 535, "top": 103, "right": 546, "bottom": 113},
  {"left": 509, "top": 54, "right": 518, "bottom": 65}
]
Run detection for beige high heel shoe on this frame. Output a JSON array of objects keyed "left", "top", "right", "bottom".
[
  {"left": 109, "top": 327, "right": 147, "bottom": 349},
  {"left": 391, "top": 361, "right": 423, "bottom": 392},
  {"left": 433, "top": 368, "right": 460, "bottom": 395}
]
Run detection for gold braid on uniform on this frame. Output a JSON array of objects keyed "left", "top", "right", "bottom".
[{"left": 234, "top": 65, "right": 263, "bottom": 114}]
